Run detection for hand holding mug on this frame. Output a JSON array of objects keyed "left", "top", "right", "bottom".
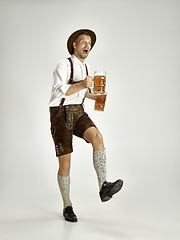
[{"left": 83, "top": 76, "right": 93, "bottom": 88}]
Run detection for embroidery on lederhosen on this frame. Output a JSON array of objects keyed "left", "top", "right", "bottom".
[
  {"left": 65, "top": 111, "right": 73, "bottom": 130},
  {"left": 55, "top": 142, "right": 64, "bottom": 156}
]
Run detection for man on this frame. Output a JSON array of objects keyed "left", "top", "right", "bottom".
[{"left": 49, "top": 29, "right": 123, "bottom": 223}]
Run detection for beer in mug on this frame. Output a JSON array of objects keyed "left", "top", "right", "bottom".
[
  {"left": 93, "top": 71, "right": 106, "bottom": 93},
  {"left": 94, "top": 92, "right": 107, "bottom": 111}
]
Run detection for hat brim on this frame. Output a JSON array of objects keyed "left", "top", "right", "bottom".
[{"left": 67, "top": 29, "right": 96, "bottom": 55}]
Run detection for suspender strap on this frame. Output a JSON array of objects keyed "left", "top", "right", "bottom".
[
  {"left": 67, "top": 57, "right": 74, "bottom": 84},
  {"left": 59, "top": 57, "right": 90, "bottom": 107},
  {"left": 59, "top": 98, "right": 65, "bottom": 107},
  {"left": 67, "top": 57, "right": 89, "bottom": 84},
  {"left": 85, "top": 64, "right": 89, "bottom": 76}
]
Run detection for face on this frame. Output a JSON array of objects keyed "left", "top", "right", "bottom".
[{"left": 73, "top": 34, "right": 91, "bottom": 62}]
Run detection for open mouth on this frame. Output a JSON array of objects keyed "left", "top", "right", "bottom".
[{"left": 83, "top": 49, "right": 88, "bottom": 54}]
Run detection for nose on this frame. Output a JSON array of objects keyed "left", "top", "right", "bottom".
[{"left": 84, "top": 41, "right": 88, "bottom": 47}]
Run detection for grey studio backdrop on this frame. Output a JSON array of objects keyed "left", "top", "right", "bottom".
[{"left": 0, "top": 0, "right": 180, "bottom": 240}]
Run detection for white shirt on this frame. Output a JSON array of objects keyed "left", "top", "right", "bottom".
[{"left": 49, "top": 55, "right": 90, "bottom": 107}]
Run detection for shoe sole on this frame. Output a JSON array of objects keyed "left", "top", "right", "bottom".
[
  {"left": 101, "top": 179, "right": 123, "bottom": 202},
  {"left": 63, "top": 212, "right": 78, "bottom": 223},
  {"left": 64, "top": 216, "right": 78, "bottom": 223}
]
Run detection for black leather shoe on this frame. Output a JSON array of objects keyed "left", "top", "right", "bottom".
[
  {"left": 100, "top": 179, "right": 123, "bottom": 202},
  {"left": 63, "top": 206, "right": 78, "bottom": 222}
]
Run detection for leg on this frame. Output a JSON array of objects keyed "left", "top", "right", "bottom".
[
  {"left": 83, "top": 126, "right": 105, "bottom": 150},
  {"left": 57, "top": 153, "right": 77, "bottom": 222},
  {"left": 58, "top": 153, "right": 71, "bottom": 176},
  {"left": 84, "top": 127, "right": 107, "bottom": 189},
  {"left": 57, "top": 153, "right": 72, "bottom": 209},
  {"left": 84, "top": 127, "right": 123, "bottom": 202},
  {"left": 58, "top": 154, "right": 72, "bottom": 208},
  {"left": 50, "top": 106, "right": 77, "bottom": 222}
]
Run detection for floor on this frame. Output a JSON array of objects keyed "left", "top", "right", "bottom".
[{"left": 0, "top": 195, "right": 179, "bottom": 240}]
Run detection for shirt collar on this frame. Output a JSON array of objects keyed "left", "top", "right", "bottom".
[{"left": 71, "top": 54, "right": 86, "bottom": 65}]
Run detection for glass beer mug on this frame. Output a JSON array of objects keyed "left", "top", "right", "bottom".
[
  {"left": 94, "top": 92, "right": 107, "bottom": 111},
  {"left": 93, "top": 71, "right": 107, "bottom": 111},
  {"left": 93, "top": 71, "right": 106, "bottom": 93}
]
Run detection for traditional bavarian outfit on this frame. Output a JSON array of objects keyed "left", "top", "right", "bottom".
[
  {"left": 49, "top": 29, "right": 123, "bottom": 223},
  {"left": 49, "top": 55, "right": 96, "bottom": 156}
]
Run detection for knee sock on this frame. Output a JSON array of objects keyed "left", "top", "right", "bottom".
[
  {"left": 57, "top": 175, "right": 72, "bottom": 209},
  {"left": 93, "top": 150, "right": 107, "bottom": 190}
]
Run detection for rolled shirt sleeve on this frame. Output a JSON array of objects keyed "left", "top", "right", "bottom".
[{"left": 53, "top": 61, "right": 71, "bottom": 96}]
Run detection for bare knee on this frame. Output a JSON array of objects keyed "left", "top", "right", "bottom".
[
  {"left": 93, "top": 132, "right": 103, "bottom": 144},
  {"left": 84, "top": 127, "right": 105, "bottom": 150},
  {"left": 91, "top": 132, "right": 104, "bottom": 150},
  {"left": 58, "top": 154, "right": 71, "bottom": 176}
]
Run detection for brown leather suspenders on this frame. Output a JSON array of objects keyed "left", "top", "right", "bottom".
[
  {"left": 67, "top": 57, "right": 89, "bottom": 84},
  {"left": 59, "top": 58, "right": 89, "bottom": 107},
  {"left": 67, "top": 57, "right": 74, "bottom": 84}
]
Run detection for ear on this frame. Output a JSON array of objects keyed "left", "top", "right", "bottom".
[{"left": 73, "top": 41, "right": 76, "bottom": 50}]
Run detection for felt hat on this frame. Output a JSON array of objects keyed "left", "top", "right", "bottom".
[{"left": 67, "top": 29, "right": 96, "bottom": 55}]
